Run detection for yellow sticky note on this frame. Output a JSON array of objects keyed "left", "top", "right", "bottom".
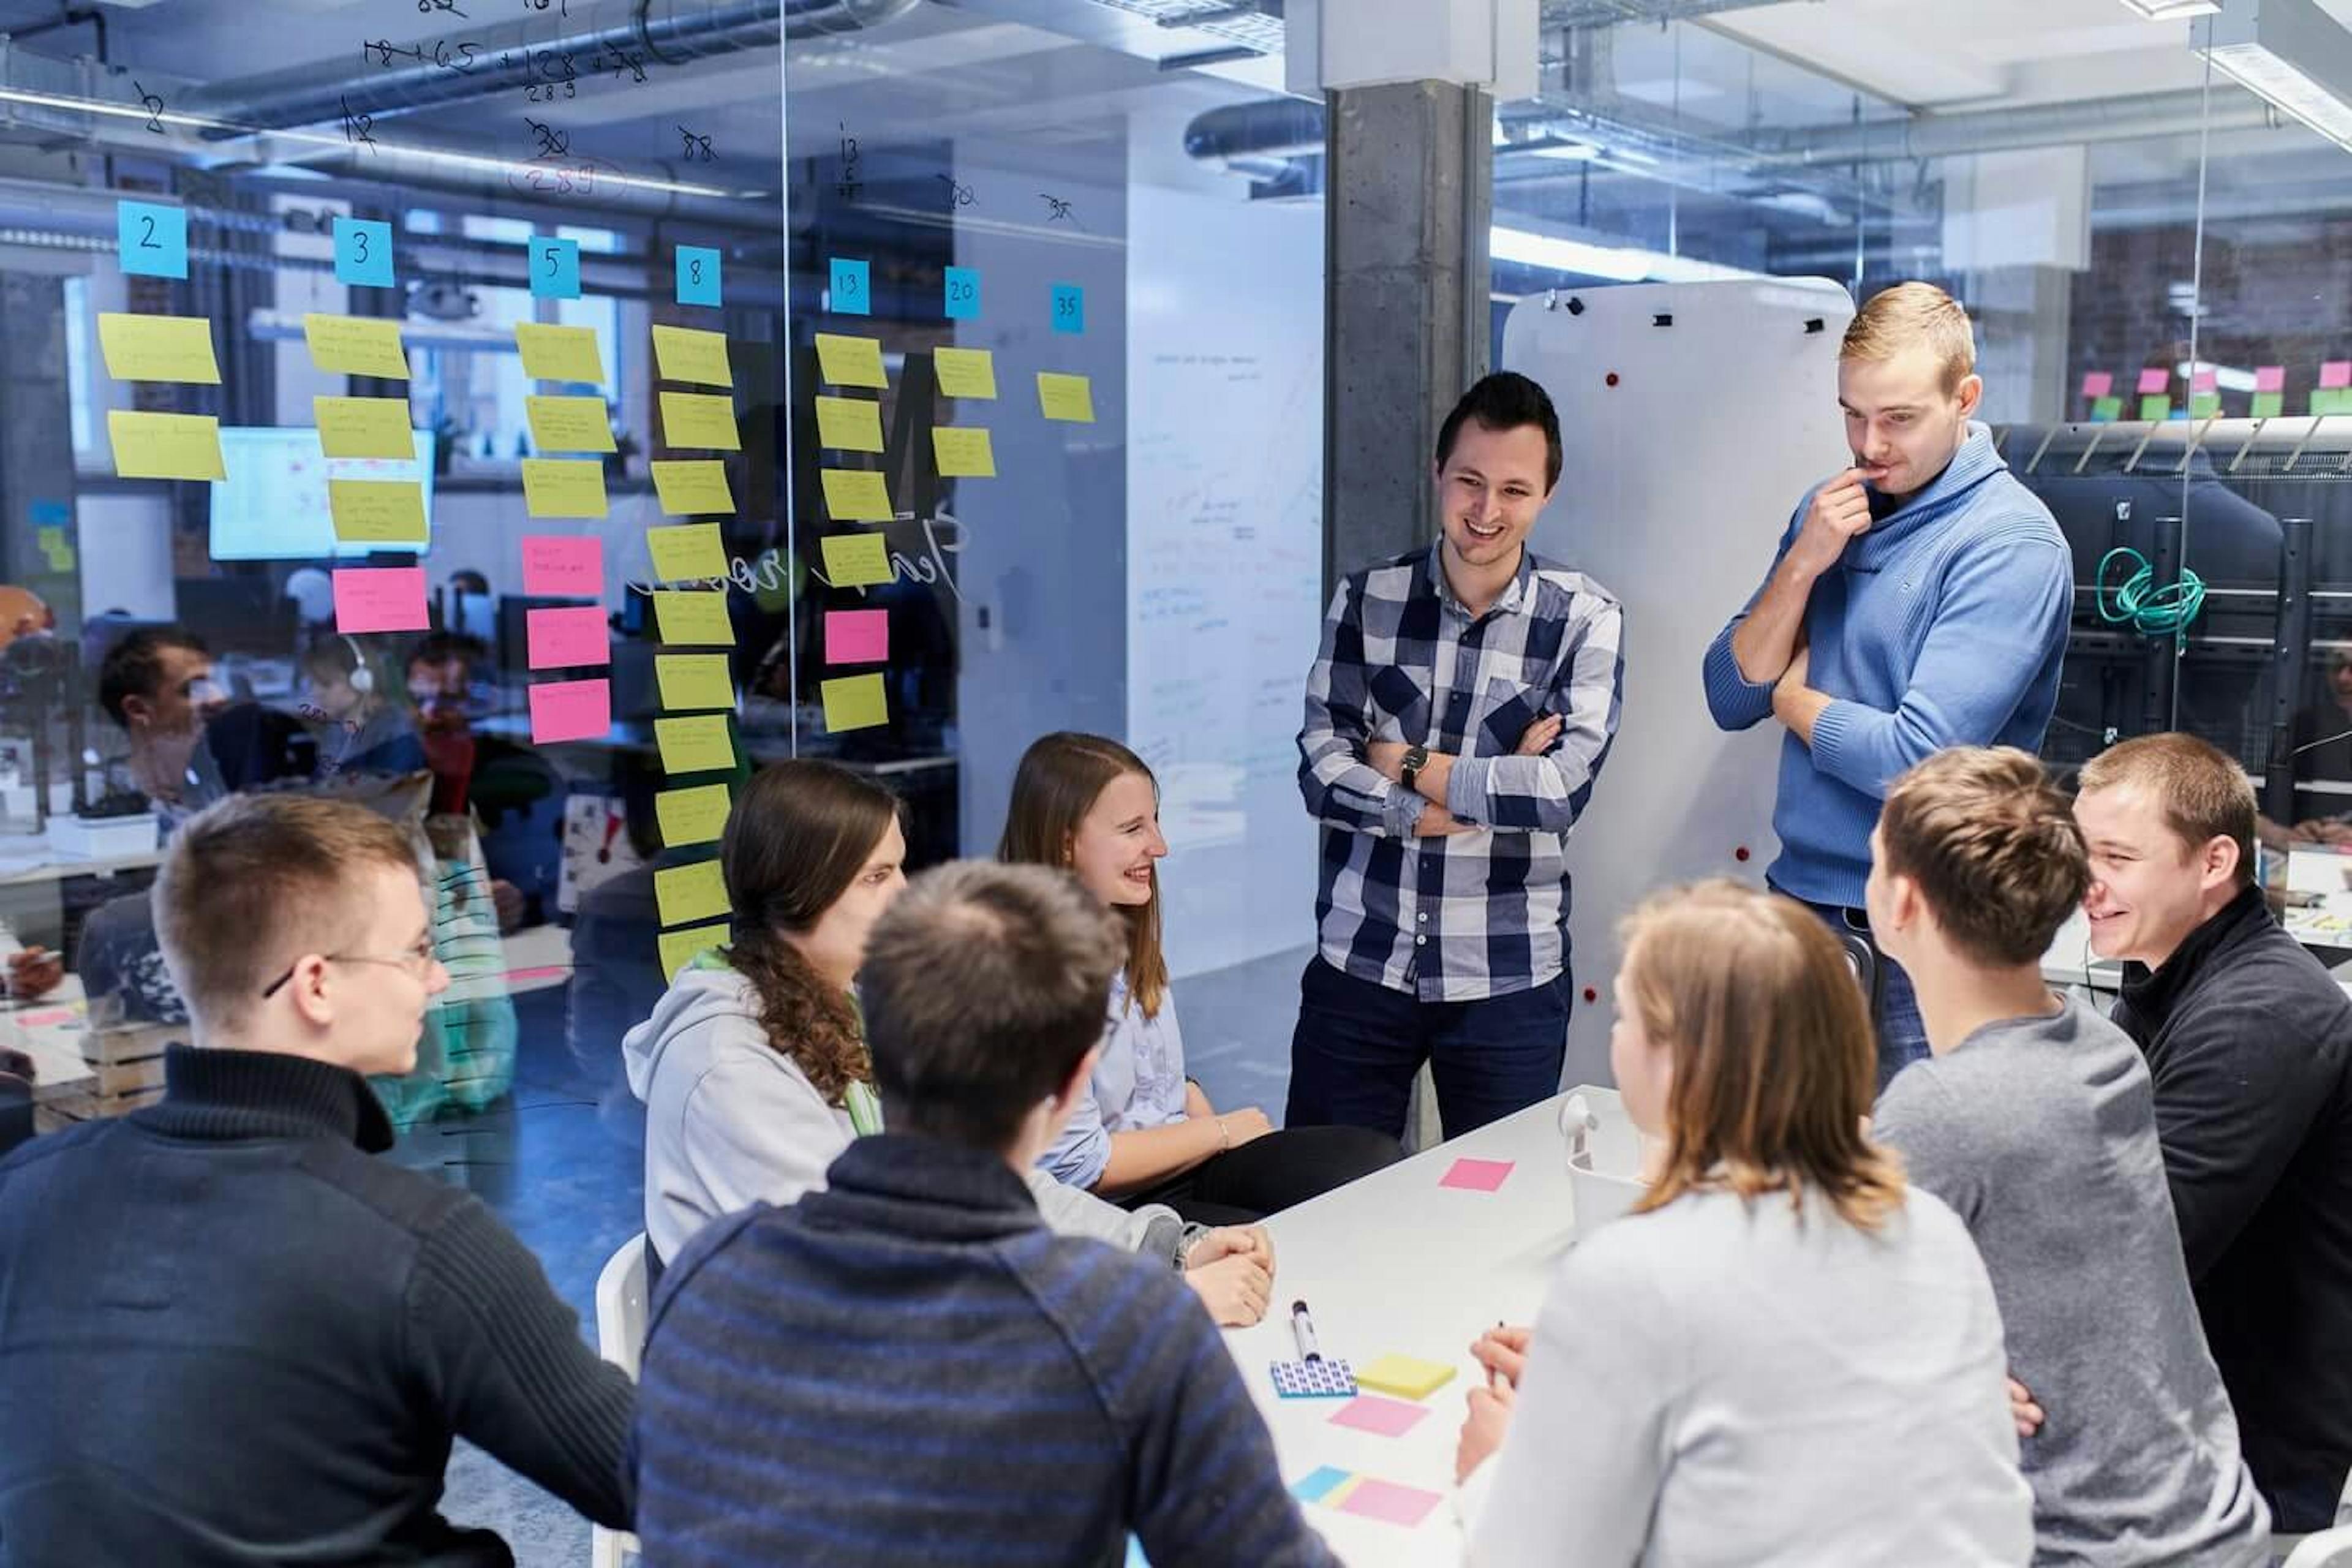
[
  {"left": 97, "top": 313, "right": 220, "bottom": 384},
  {"left": 656, "top": 714, "right": 736, "bottom": 775},
  {"left": 315, "top": 396, "right": 416, "bottom": 459},
  {"left": 328, "top": 479, "right": 427, "bottom": 545},
  {"left": 515, "top": 322, "right": 605, "bottom": 384},
  {"left": 815, "top": 396, "right": 884, "bottom": 454},
  {"left": 660, "top": 391, "right": 741, "bottom": 451},
  {"left": 655, "top": 653, "right": 735, "bottom": 712},
  {"left": 304, "top": 314, "right": 410, "bottom": 380},
  {"left": 651, "top": 460, "right": 736, "bottom": 516},
  {"left": 107, "top": 410, "right": 224, "bottom": 481},
  {"left": 1354, "top": 1354, "right": 1457, "bottom": 1401},
  {"left": 933, "top": 347, "right": 998, "bottom": 400},
  {"left": 932, "top": 427, "right": 996, "bottom": 478},
  {"left": 821, "top": 532, "right": 892, "bottom": 589},
  {"left": 526, "top": 395, "right": 616, "bottom": 454},
  {"left": 659, "top": 921, "right": 730, "bottom": 981},
  {"left": 1038, "top": 372, "right": 1096, "bottom": 423},
  {"left": 821, "top": 469, "right": 894, "bottom": 522},
  {"left": 651, "top": 325, "right": 733, "bottom": 388},
  {"left": 521, "top": 458, "right": 608, "bottom": 519},
  {"left": 821, "top": 673, "right": 889, "bottom": 735},
  {"left": 654, "top": 859, "right": 730, "bottom": 927},
  {"left": 652, "top": 590, "right": 733, "bottom": 646},
  {"left": 656, "top": 782, "right": 733, "bottom": 848},
  {"left": 815, "top": 333, "right": 888, "bottom": 388},
  {"left": 647, "top": 523, "right": 728, "bottom": 582}
]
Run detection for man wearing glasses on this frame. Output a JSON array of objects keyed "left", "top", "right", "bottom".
[{"left": 0, "top": 793, "right": 635, "bottom": 1562}]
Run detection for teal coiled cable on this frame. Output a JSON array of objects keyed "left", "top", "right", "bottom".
[{"left": 2095, "top": 546, "right": 2206, "bottom": 637}]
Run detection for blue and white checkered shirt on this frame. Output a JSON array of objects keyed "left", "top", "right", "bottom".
[{"left": 1297, "top": 545, "right": 1625, "bottom": 1003}]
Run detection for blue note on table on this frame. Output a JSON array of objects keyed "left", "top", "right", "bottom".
[
  {"left": 830, "top": 257, "right": 870, "bottom": 315},
  {"left": 118, "top": 200, "right": 187, "bottom": 280},
  {"left": 677, "top": 246, "right": 722, "bottom": 307},
  {"left": 944, "top": 266, "right": 981, "bottom": 320},
  {"left": 1052, "top": 283, "right": 1084, "bottom": 334},
  {"left": 531, "top": 235, "right": 582, "bottom": 300},
  {"left": 334, "top": 217, "right": 394, "bottom": 288}
]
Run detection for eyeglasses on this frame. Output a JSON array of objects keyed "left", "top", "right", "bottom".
[{"left": 260, "top": 935, "right": 439, "bottom": 999}]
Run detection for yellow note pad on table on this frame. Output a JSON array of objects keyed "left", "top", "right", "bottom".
[
  {"left": 328, "top": 480, "right": 427, "bottom": 545},
  {"left": 652, "top": 590, "right": 732, "bottom": 646},
  {"left": 815, "top": 332, "right": 888, "bottom": 388},
  {"left": 647, "top": 523, "right": 728, "bottom": 582},
  {"left": 526, "top": 395, "right": 616, "bottom": 453},
  {"left": 1038, "top": 372, "right": 1096, "bottom": 423},
  {"left": 933, "top": 347, "right": 998, "bottom": 401},
  {"left": 821, "top": 673, "right": 889, "bottom": 735},
  {"left": 516, "top": 323, "right": 605, "bottom": 384},
  {"left": 651, "top": 460, "right": 735, "bottom": 516},
  {"left": 654, "top": 859, "right": 729, "bottom": 927},
  {"left": 932, "top": 427, "right": 995, "bottom": 478},
  {"left": 658, "top": 921, "right": 730, "bottom": 981},
  {"left": 656, "top": 782, "right": 733, "bottom": 848},
  {"left": 655, "top": 653, "right": 735, "bottom": 712},
  {"left": 521, "top": 458, "right": 608, "bottom": 519},
  {"left": 97, "top": 314, "right": 219, "bottom": 384},
  {"left": 1354, "top": 1354, "right": 1457, "bottom": 1401},
  {"left": 315, "top": 397, "right": 415, "bottom": 459},
  {"left": 820, "top": 532, "right": 892, "bottom": 588},
  {"left": 107, "top": 410, "right": 224, "bottom": 481},
  {"left": 655, "top": 714, "right": 736, "bottom": 775},
  {"left": 660, "top": 391, "right": 741, "bottom": 451},
  {"left": 821, "top": 469, "right": 893, "bottom": 523},
  {"left": 651, "top": 325, "right": 733, "bottom": 388},
  {"left": 815, "top": 396, "right": 884, "bottom": 454},
  {"left": 304, "top": 314, "right": 410, "bottom": 380}
]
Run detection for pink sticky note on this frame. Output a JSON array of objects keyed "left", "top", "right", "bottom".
[
  {"left": 2256, "top": 366, "right": 2286, "bottom": 393},
  {"left": 12, "top": 1007, "right": 77, "bottom": 1028},
  {"left": 2326, "top": 361, "right": 2352, "bottom": 390},
  {"left": 522, "top": 535, "right": 603, "bottom": 597},
  {"left": 1439, "top": 1157, "right": 1513, "bottom": 1193},
  {"left": 2191, "top": 369, "right": 2218, "bottom": 393},
  {"left": 1330, "top": 1396, "right": 1430, "bottom": 1438},
  {"left": 1336, "top": 1479, "right": 1444, "bottom": 1528},
  {"left": 2136, "top": 368, "right": 2170, "bottom": 395},
  {"left": 526, "top": 605, "right": 611, "bottom": 670},
  {"left": 500, "top": 963, "right": 571, "bottom": 985},
  {"left": 826, "top": 609, "right": 890, "bottom": 665},
  {"left": 332, "top": 567, "right": 428, "bottom": 634},
  {"left": 529, "top": 677, "right": 610, "bottom": 744},
  {"left": 2079, "top": 371, "right": 2112, "bottom": 399}
]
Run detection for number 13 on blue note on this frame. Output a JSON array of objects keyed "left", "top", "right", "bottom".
[{"left": 830, "top": 257, "right": 870, "bottom": 316}]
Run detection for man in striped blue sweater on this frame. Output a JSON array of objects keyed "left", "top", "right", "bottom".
[
  {"left": 1704, "top": 282, "right": 2071, "bottom": 1087},
  {"left": 632, "top": 859, "right": 1335, "bottom": 1567}
]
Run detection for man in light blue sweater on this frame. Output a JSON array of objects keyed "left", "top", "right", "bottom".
[{"left": 1703, "top": 282, "right": 2071, "bottom": 1082}]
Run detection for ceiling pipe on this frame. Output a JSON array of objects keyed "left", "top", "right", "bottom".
[{"left": 1743, "top": 88, "right": 2278, "bottom": 166}]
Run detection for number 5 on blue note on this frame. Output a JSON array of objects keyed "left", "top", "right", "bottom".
[
  {"left": 334, "top": 217, "right": 394, "bottom": 288},
  {"left": 118, "top": 200, "right": 187, "bottom": 280},
  {"left": 677, "top": 246, "right": 722, "bottom": 307},
  {"left": 830, "top": 257, "right": 870, "bottom": 316},
  {"left": 532, "top": 236, "right": 582, "bottom": 300}
]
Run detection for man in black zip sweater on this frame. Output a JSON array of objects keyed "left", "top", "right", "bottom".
[
  {"left": 0, "top": 793, "right": 634, "bottom": 1566},
  {"left": 2074, "top": 733, "right": 2352, "bottom": 1532}
]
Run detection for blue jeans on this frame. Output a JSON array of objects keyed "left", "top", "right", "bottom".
[
  {"left": 1785, "top": 893, "right": 1928, "bottom": 1090},
  {"left": 1285, "top": 957, "right": 1570, "bottom": 1140}
]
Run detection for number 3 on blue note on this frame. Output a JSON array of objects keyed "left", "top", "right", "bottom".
[
  {"left": 830, "top": 257, "right": 870, "bottom": 317},
  {"left": 677, "top": 246, "right": 722, "bottom": 307},
  {"left": 118, "top": 200, "right": 188, "bottom": 281},
  {"left": 334, "top": 217, "right": 394, "bottom": 288},
  {"left": 532, "top": 236, "right": 582, "bottom": 300},
  {"left": 1052, "top": 284, "right": 1084, "bottom": 334}
]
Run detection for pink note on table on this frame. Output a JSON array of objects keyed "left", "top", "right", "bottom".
[
  {"left": 1336, "top": 1479, "right": 1444, "bottom": 1528},
  {"left": 1439, "top": 1157, "right": 1513, "bottom": 1193},
  {"left": 1330, "top": 1396, "right": 1430, "bottom": 1438},
  {"left": 2136, "top": 367, "right": 2170, "bottom": 395},
  {"left": 2192, "top": 369, "right": 2218, "bottom": 393},
  {"left": 12, "top": 1007, "right": 77, "bottom": 1029},
  {"left": 2079, "top": 371, "right": 2112, "bottom": 399},
  {"left": 332, "top": 567, "right": 428, "bottom": 634},
  {"left": 2326, "top": 361, "right": 2352, "bottom": 390},
  {"left": 522, "top": 535, "right": 603, "bottom": 597},
  {"left": 526, "top": 605, "right": 611, "bottom": 669},
  {"left": 826, "top": 609, "right": 890, "bottom": 665},
  {"left": 529, "top": 677, "right": 610, "bottom": 744},
  {"left": 2256, "top": 366, "right": 2286, "bottom": 393}
]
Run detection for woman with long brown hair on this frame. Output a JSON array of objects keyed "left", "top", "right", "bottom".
[
  {"left": 1453, "top": 881, "right": 2030, "bottom": 1564},
  {"left": 1001, "top": 732, "right": 1400, "bottom": 1224}
]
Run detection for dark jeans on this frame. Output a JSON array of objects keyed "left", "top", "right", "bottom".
[
  {"left": 1782, "top": 892, "right": 1928, "bottom": 1090},
  {"left": 1121, "top": 1125, "right": 1403, "bottom": 1227},
  {"left": 1284, "top": 957, "right": 1571, "bottom": 1142}
]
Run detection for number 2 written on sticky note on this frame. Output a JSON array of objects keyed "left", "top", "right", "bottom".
[{"left": 821, "top": 673, "right": 889, "bottom": 735}]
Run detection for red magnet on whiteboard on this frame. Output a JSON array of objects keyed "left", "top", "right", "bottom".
[
  {"left": 1735, "top": 846, "right": 1751, "bottom": 862},
  {"left": 1583, "top": 987, "right": 1599, "bottom": 1003},
  {"left": 1605, "top": 372, "right": 1619, "bottom": 387}
]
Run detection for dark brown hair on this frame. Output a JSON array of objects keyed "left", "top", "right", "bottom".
[
  {"left": 997, "top": 732, "right": 1168, "bottom": 1018},
  {"left": 1879, "top": 747, "right": 2089, "bottom": 967},
  {"left": 2075, "top": 732, "right": 2258, "bottom": 891},
  {"left": 720, "top": 758, "right": 905, "bottom": 1105}
]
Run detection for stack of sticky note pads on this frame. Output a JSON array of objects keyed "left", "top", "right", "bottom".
[{"left": 1352, "top": 1354, "right": 1455, "bottom": 1400}]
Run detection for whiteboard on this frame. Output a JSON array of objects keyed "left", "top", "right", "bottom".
[{"left": 1504, "top": 277, "right": 1856, "bottom": 1087}]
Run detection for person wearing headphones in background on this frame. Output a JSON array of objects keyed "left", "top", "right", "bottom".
[{"left": 299, "top": 636, "right": 425, "bottom": 780}]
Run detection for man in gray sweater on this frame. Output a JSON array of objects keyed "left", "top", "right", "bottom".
[{"left": 1864, "top": 747, "right": 2269, "bottom": 1565}]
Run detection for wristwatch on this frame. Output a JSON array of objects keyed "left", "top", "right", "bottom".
[{"left": 1400, "top": 744, "right": 1430, "bottom": 793}]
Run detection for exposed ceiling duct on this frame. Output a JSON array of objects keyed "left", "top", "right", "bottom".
[{"left": 1741, "top": 87, "right": 2281, "bottom": 165}]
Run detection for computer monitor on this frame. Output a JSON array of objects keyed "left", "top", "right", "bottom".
[{"left": 207, "top": 426, "right": 435, "bottom": 562}]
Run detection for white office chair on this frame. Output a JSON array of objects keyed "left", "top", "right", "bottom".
[
  {"left": 589, "top": 1233, "right": 649, "bottom": 1568},
  {"left": 2283, "top": 1531, "right": 2352, "bottom": 1567}
]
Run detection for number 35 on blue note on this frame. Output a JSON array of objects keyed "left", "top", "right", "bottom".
[
  {"left": 1052, "top": 284, "right": 1084, "bottom": 334},
  {"left": 531, "top": 236, "right": 582, "bottom": 301},
  {"left": 118, "top": 200, "right": 188, "bottom": 280}
]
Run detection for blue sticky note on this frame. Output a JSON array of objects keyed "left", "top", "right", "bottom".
[
  {"left": 1051, "top": 283, "right": 1084, "bottom": 334},
  {"left": 944, "top": 266, "right": 981, "bottom": 320},
  {"left": 334, "top": 217, "right": 394, "bottom": 288},
  {"left": 677, "top": 246, "right": 722, "bottom": 307},
  {"left": 829, "top": 257, "right": 870, "bottom": 316},
  {"left": 1290, "top": 1466, "right": 1352, "bottom": 1504},
  {"left": 117, "top": 200, "right": 187, "bottom": 280},
  {"left": 530, "top": 236, "right": 582, "bottom": 301}
]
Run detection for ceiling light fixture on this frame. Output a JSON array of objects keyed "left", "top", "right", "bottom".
[
  {"left": 2196, "top": 0, "right": 2352, "bottom": 153},
  {"left": 2114, "top": 0, "right": 2220, "bottom": 20}
]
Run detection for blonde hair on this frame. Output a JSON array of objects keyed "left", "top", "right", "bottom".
[
  {"left": 1841, "top": 281, "right": 1977, "bottom": 397},
  {"left": 1618, "top": 881, "right": 1906, "bottom": 1233},
  {"left": 1880, "top": 747, "right": 2090, "bottom": 967},
  {"left": 2076, "top": 733, "right": 2257, "bottom": 891}
]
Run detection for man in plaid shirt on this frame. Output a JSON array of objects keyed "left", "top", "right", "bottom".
[{"left": 1288, "top": 373, "right": 1625, "bottom": 1138}]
